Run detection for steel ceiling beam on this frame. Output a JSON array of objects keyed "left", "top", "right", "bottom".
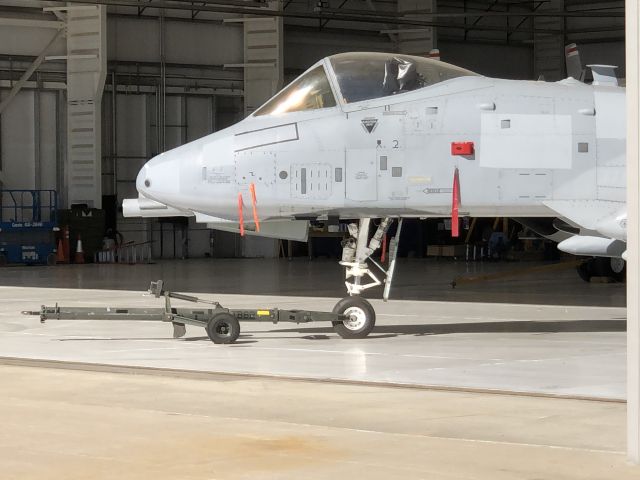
[
  {"left": 0, "top": 27, "right": 64, "bottom": 116},
  {"left": 356, "top": 9, "right": 624, "bottom": 18},
  {"left": 43, "top": 0, "right": 572, "bottom": 34}
]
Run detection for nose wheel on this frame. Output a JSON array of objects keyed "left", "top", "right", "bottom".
[{"left": 332, "top": 296, "right": 376, "bottom": 339}]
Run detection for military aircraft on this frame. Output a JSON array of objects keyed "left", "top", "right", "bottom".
[{"left": 124, "top": 50, "right": 626, "bottom": 338}]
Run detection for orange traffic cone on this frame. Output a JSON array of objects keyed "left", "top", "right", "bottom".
[
  {"left": 74, "top": 234, "right": 85, "bottom": 264},
  {"left": 56, "top": 238, "right": 66, "bottom": 263}
]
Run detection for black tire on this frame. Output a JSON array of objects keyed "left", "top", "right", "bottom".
[
  {"left": 577, "top": 259, "right": 593, "bottom": 282},
  {"left": 599, "top": 257, "right": 626, "bottom": 283},
  {"left": 332, "top": 296, "right": 376, "bottom": 339},
  {"left": 577, "top": 257, "right": 626, "bottom": 283},
  {"left": 206, "top": 312, "right": 240, "bottom": 344},
  {"left": 608, "top": 257, "right": 626, "bottom": 283},
  {"left": 0, "top": 254, "right": 6, "bottom": 267},
  {"left": 592, "top": 257, "right": 612, "bottom": 277}
]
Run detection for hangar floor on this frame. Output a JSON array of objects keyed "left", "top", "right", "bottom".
[
  {"left": 0, "top": 257, "right": 626, "bottom": 306},
  {"left": 0, "top": 258, "right": 626, "bottom": 399},
  {"left": 0, "top": 363, "right": 636, "bottom": 480},
  {"left": 0, "top": 258, "right": 631, "bottom": 478}
]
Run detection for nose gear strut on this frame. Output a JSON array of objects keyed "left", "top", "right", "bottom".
[{"left": 340, "top": 217, "right": 403, "bottom": 301}]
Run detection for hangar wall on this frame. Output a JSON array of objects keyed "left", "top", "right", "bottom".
[
  {"left": 105, "top": 90, "right": 243, "bottom": 258},
  {"left": 1, "top": 90, "right": 57, "bottom": 191},
  {"left": 0, "top": 2, "right": 626, "bottom": 258},
  {"left": 102, "top": 14, "right": 245, "bottom": 259},
  {"left": 0, "top": 21, "right": 66, "bottom": 192}
]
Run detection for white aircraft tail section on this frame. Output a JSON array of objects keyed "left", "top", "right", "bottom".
[
  {"left": 565, "top": 43, "right": 585, "bottom": 81},
  {"left": 427, "top": 49, "right": 440, "bottom": 61}
]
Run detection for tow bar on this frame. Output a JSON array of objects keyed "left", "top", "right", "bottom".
[{"left": 21, "top": 280, "right": 361, "bottom": 344}]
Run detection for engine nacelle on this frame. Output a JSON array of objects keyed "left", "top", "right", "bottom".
[{"left": 557, "top": 235, "right": 626, "bottom": 258}]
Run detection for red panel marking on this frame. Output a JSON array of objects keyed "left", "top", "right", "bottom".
[
  {"left": 451, "top": 142, "right": 474, "bottom": 156},
  {"left": 381, "top": 234, "right": 388, "bottom": 263},
  {"left": 238, "top": 193, "right": 245, "bottom": 237},
  {"left": 249, "top": 182, "right": 260, "bottom": 232}
]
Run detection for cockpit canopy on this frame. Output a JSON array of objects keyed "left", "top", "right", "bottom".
[
  {"left": 254, "top": 52, "right": 478, "bottom": 116},
  {"left": 254, "top": 65, "right": 336, "bottom": 116},
  {"left": 330, "top": 52, "right": 478, "bottom": 104}
]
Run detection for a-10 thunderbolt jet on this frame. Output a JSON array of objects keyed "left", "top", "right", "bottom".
[{"left": 124, "top": 51, "right": 626, "bottom": 338}]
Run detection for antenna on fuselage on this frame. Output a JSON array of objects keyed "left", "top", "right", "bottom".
[{"left": 588, "top": 65, "right": 619, "bottom": 87}]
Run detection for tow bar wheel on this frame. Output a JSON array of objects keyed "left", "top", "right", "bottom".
[
  {"left": 332, "top": 296, "right": 376, "bottom": 339},
  {"left": 206, "top": 312, "right": 241, "bottom": 344}
]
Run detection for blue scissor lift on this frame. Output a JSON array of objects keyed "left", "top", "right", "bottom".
[{"left": 0, "top": 190, "right": 58, "bottom": 266}]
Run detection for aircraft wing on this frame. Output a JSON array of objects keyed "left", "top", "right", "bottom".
[
  {"left": 542, "top": 199, "right": 621, "bottom": 233},
  {"left": 543, "top": 199, "right": 627, "bottom": 258}
]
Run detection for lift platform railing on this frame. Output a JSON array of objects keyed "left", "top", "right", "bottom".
[{"left": 0, "top": 190, "right": 57, "bottom": 227}]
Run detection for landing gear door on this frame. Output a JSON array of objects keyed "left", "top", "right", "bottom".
[{"left": 345, "top": 149, "right": 377, "bottom": 201}]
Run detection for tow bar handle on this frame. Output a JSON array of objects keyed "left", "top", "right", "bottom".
[{"left": 148, "top": 280, "right": 219, "bottom": 306}]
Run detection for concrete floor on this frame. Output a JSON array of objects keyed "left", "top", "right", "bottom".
[
  {"left": 0, "top": 258, "right": 634, "bottom": 478},
  {"left": 0, "top": 363, "right": 635, "bottom": 480},
  {"left": 0, "top": 259, "right": 627, "bottom": 399}
]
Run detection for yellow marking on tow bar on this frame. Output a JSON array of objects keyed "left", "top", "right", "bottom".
[{"left": 257, "top": 310, "right": 271, "bottom": 316}]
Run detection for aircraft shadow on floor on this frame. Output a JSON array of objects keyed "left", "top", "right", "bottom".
[
  {"left": 268, "top": 319, "right": 627, "bottom": 337},
  {"left": 56, "top": 335, "right": 258, "bottom": 344},
  {"left": 52, "top": 320, "right": 625, "bottom": 344}
]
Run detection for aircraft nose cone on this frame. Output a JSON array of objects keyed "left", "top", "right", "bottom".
[{"left": 137, "top": 153, "right": 180, "bottom": 202}]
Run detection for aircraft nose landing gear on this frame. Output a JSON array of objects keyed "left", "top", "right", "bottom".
[
  {"left": 339, "top": 217, "right": 402, "bottom": 300},
  {"left": 332, "top": 217, "right": 402, "bottom": 338}
]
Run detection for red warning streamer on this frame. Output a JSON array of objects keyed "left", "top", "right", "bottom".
[
  {"left": 451, "top": 168, "right": 460, "bottom": 238},
  {"left": 238, "top": 193, "right": 245, "bottom": 237},
  {"left": 249, "top": 182, "right": 260, "bottom": 232},
  {"left": 381, "top": 234, "right": 388, "bottom": 263}
]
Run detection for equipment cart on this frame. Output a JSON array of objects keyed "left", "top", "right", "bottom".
[
  {"left": 0, "top": 190, "right": 58, "bottom": 266},
  {"left": 23, "top": 280, "right": 378, "bottom": 343}
]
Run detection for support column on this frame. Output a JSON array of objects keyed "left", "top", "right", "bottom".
[
  {"left": 34, "top": 73, "right": 41, "bottom": 190},
  {"left": 158, "top": 9, "right": 166, "bottom": 152},
  {"left": 242, "top": 0, "right": 283, "bottom": 117},
  {"left": 397, "top": 0, "right": 435, "bottom": 56},
  {"left": 627, "top": 0, "right": 640, "bottom": 465},
  {"left": 56, "top": 89, "right": 66, "bottom": 205},
  {"left": 209, "top": 95, "right": 217, "bottom": 133},
  {"left": 533, "top": 0, "right": 565, "bottom": 81},
  {"left": 65, "top": 5, "right": 106, "bottom": 208}
]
